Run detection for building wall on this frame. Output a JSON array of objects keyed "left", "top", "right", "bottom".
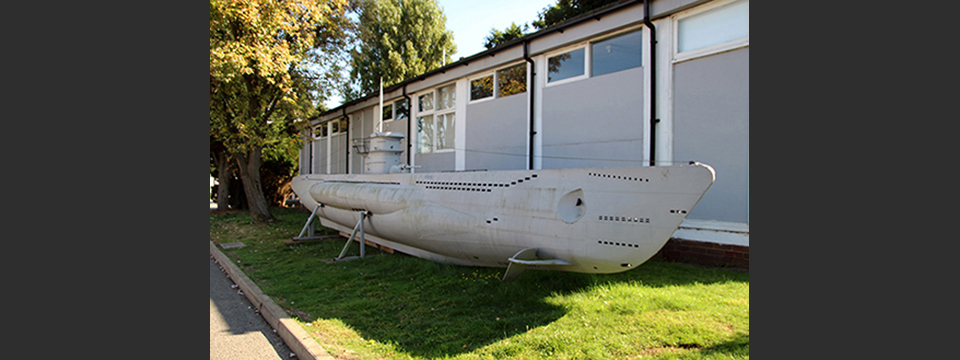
[
  {"left": 541, "top": 66, "right": 645, "bottom": 169},
  {"left": 329, "top": 132, "right": 347, "bottom": 174},
  {"left": 349, "top": 108, "right": 375, "bottom": 174},
  {"left": 672, "top": 47, "right": 749, "bottom": 223},
  {"left": 465, "top": 92, "right": 528, "bottom": 171},
  {"left": 312, "top": 137, "right": 326, "bottom": 174},
  {"left": 297, "top": 0, "right": 749, "bottom": 256},
  {"left": 657, "top": 238, "right": 748, "bottom": 269},
  {"left": 415, "top": 152, "right": 455, "bottom": 173}
]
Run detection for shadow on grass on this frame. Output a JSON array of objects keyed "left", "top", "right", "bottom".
[
  {"left": 216, "top": 208, "right": 749, "bottom": 359},
  {"left": 272, "top": 247, "right": 590, "bottom": 357},
  {"left": 700, "top": 332, "right": 750, "bottom": 357}
]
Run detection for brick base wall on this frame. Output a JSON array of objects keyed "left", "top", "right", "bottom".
[{"left": 654, "top": 238, "right": 749, "bottom": 269}]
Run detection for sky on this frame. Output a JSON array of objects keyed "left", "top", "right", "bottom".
[
  {"left": 436, "top": 0, "right": 556, "bottom": 59},
  {"left": 324, "top": 0, "right": 556, "bottom": 108}
]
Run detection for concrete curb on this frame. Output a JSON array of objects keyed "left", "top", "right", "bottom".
[{"left": 210, "top": 241, "right": 334, "bottom": 360}]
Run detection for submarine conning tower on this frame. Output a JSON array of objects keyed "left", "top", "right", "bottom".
[{"left": 353, "top": 132, "right": 405, "bottom": 174}]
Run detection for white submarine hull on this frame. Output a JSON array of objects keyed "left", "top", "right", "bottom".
[{"left": 291, "top": 162, "right": 715, "bottom": 278}]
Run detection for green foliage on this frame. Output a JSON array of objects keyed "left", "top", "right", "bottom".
[
  {"left": 483, "top": 22, "right": 529, "bottom": 50},
  {"left": 345, "top": 0, "right": 457, "bottom": 99},
  {"left": 532, "top": 0, "right": 622, "bottom": 30},
  {"left": 211, "top": 208, "right": 750, "bottom": 359},
  {"left": 497, "top": 63, "right": 527, "bottom": 98},
  {"left": 469, "top": 76, "right": 493, "bottom": 100},
  {"left": 210, "top": 0, "right": 352, "bottom": 220},
  {"left": 210, "top": 0, "right": 350, "bottom": 153}
]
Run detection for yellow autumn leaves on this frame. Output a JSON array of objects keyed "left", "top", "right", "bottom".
[{"left": 210, "top": 0, "right": 347, "bottom": 98}]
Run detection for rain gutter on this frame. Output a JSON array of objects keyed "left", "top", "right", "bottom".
[
  {"left": 523, "top": 41, "right": 536, "bottom": 170},
  {"left": 643, "top": 0, "right": 658, "bottom": 166}
]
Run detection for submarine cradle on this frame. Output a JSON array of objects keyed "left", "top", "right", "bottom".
[{"left": 291, "top": 132, "right": 715, "bottom": 281}]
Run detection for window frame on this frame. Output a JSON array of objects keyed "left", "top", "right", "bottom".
[
  {"left": 544, "top": 43, "right": 590, "bottom": 87},
  {"left": 468, "top": 72, "right": 495, "bottom": 103},
  {"left": 496, "top": 62, "right": 528, "bottom": 98},
  {"left": 541, "top": 27, "right": 645, "bottom": 88},
  {"left": 392, "top": 98, "right": 410, "bottom": 123},
  {"left": 467, "top": 61, "right": 529, "bottom": 104},
  {"left": 381, "top": 103, "right": 393, "bottom": 122},
  {"left": 418, "top": 92, "right": 435, "bottom": 113},
  {"left": 328, "top": 118, "right": 347, "bottom": 136},
  {"left": 380, "top": 98, "right": 411, "bottom": 124},
  {"left": 415, "top": 82, "right": 457, "bottom": 154},
  {"left": 672, "top": 0, "right": 749, "bottom": 64},
  {"left": 313, "top": 123, "right": 327, "bottom": 139},
  {"left": 590, "top": 28, "right": 644, "bottom": 78}
]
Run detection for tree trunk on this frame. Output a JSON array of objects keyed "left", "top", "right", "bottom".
[
  {"left": 215, "top": 151, "right": 232, "bottom": 211},
  {"left": 235, "top": 147, "right": 275, "bottom": 222}
]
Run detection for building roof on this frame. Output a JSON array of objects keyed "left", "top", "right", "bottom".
[{"left": 316, "top": 0, "right": 646, "bottom": 120}]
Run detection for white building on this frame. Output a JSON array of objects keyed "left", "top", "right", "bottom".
[{"left": 299, "top": 0, "right": 749, "bottom": 267}]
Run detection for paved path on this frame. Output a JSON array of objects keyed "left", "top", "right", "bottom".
[{"left": 210, "top": 257, "right": 295, "bottom": 360}]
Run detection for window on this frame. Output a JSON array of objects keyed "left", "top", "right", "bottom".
[
  {"left": 470, "top": 75, "right": 493, "bottom": 101},
  {"left": 437, "top": 113, "right": 455, "bottom": 150},
  {"left": 417, "top": 115, "right": 434, "bottom": 153},
  {"left": 542, "top": 28, "right": 645, "bottom": 86},
  {"left": 313, "top": 123, "right": 327, "bottom": 139},
  {"left": 547, "top": 47, "right": 585, "bottom": 83},
  {"left": 382, "top": 104, "right": 393, "bottom": 121},
  {"left": 437, "top": 84, "right": 455, "bottom": 110},
  {"left": 416, "top": 83, "right": 456, "bottom": 154},
  {"left": 497, "top": 63, "right": 526, "bottom": 97},
  {"left": 469, "top": 63, "right": 527, "bottom": 102},
  {"left": 378, "top": 98, "right": 410, "bottom": 123},
  {"left": 418, "top": 92, "right": 434, "bottom": 112},
  {"left": 592, "top": 30, "right": 642, "bottom": 77},
  {"left": 328, "top": 118, "right": 347, "bottom": 135},
  {"left": 394, "top": 98, "right": 409, "bottom": 122},
  {"left": 676, "top": 0, "right": 749, "bottom": 58}
]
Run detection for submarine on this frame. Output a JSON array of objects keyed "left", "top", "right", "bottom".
[{"left": 291, "top": 131, "right": 715, "bottom": 281}]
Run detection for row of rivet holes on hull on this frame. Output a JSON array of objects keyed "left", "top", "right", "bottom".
[
  {"left": 598, "top": 240, "right": 640, "bottom": 248},
  {"left": 424, "top": 186, "right": 492, "bottom": 192},
  {"left": 415, "top": 174, "right": 538, "bottom": 188},
  {"left": 600, "top": 215, "right": 650, "bottom": 223},
  {"left": 598, "top": 211, "right": 685, "bottom": 223},
  {"left": 589, "top": 172, "right": 648, "bottom": 182}
]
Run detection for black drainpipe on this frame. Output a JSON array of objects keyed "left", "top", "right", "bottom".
[
  {"left": 403, "top": 84, "right": 412, "bottom": 166},
  {"left": 342, "top": 108, "right": 349, "bottom": 173},
  {"left": 523, "top": 41, "right": 536, "bottom": 170},
  {"left": 643, "top": 0, "right": 658, "bottom": 166}
]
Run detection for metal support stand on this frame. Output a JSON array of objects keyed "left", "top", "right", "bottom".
[
  {"left": 293, "top": 204, "right": 324, "bottom": 241},
  {"left": 335, "top": 211, "right": 371, "bottom": 261}
]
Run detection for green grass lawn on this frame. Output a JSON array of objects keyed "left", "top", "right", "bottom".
[{"left": 211, "top": 207, "right": 749, "bottom": 359}]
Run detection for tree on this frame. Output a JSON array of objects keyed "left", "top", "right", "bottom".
[
  {"left": 345, "top": 0, "right": 457, "bottom": 99},
  {"left": 210, "top": 135, "right": 234, "bottom": 211},
  {"left": 483, "top": 22, "right": 529, "bottom": 50},
  {"left": 210, "top": 0, "right": 351, "bottom": 222},
  {"left": 532, "top": 0, "right": 621, "bottom": 30}
]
